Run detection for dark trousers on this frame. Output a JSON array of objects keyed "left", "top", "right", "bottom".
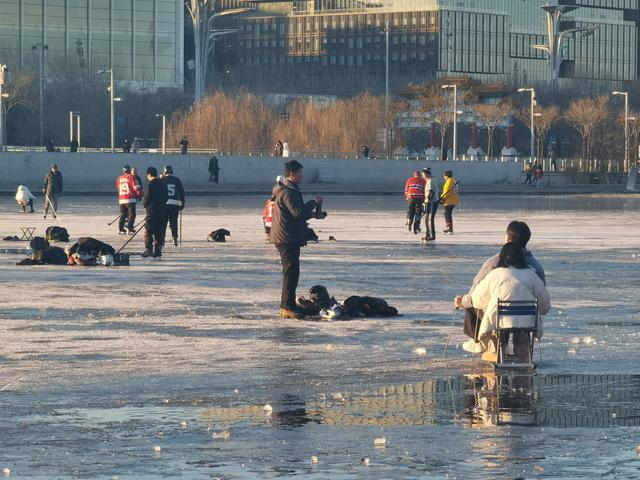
[
  {"left": 20, "top": 199, "right": 34, "bottom": 212},
  {"left": 209, "top": 170, "right": 219, "bottom": 184},
  {"left": 406, "top": 198, "right": 424, "bottom": 232},
  {"left": 525, "top": 173, "right": 532, "bottom": 184},
  {"left": 424, "top": 201, "right": 438, "bottom": 239},
  {"left": 119, "top": 203, "right": 136, "bottom": 232},
  {"left": 444, "top": 205, "right": 455, "bottom": 231},
  {"left": 165, "top": 205, "right": 180, "bottom": 241},
  {"left": 464, "top": 308, "right": 484, "bottom": 341},
  {"left": 44, "top": 194, "right": 58, "bottom": 215},
  {"left": 144, "top": 210, "right": 166, "bottom": 251},
  {"left": 276, "top": 244, "right": 301, "bottom": 310}
]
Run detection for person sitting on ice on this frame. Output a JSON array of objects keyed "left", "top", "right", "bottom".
[
  {"left": 455, "top": 221, "right": 545, "bottom": 353},
  {"left": 15, "top": 185, "right": 36, "bottom": 213},
  {"left": 456, "top": 242, "right": 550, "bottom": 363}
]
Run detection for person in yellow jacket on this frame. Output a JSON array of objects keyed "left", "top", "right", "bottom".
[{"left": 440, "top": 170, "right": 459, "bottom": 234}]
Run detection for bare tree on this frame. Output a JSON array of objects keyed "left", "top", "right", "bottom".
[
  {"left": 564, "top": 96, "right": 610, "bottom": 159},
  {"left": 1, "top": 67, "right": 36, "bottom": 145},
  {"left": 516, "top": 104, "right": 560, "bottom": 159},
  {"left": 474, "top": 100, "right": 513, "bottom": 157}
]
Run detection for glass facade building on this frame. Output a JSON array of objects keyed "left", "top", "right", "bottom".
[
  {"left": 216, "top": 0, "right": 640, "bottom": 95},
  {"left": 0, "top": 0, "right": 184, "bottom": 89}
]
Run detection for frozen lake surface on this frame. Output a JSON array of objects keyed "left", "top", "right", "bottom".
[{"left": 0, "top": 194, "right": 640, "bottom": 479}]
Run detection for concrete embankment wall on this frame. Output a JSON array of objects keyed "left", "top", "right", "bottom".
[{"left": 0, "top": 152, "right": 523, "bottom": 193}]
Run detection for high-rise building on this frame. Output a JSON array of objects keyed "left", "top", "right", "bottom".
[
  {"left": 215, "top": 0, "right": 639, "bottom": 95},
  {"left": 0, "top": 0, "right": 184, "bottom": 90}
]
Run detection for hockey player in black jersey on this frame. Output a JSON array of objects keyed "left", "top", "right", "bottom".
[{"left": 161, "top": 165, "right": 186, "bottom": 247}]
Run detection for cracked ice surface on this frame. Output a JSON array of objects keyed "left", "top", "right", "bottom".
[{"left": 0, "top": 194, "right": 639, "bottom": 479}]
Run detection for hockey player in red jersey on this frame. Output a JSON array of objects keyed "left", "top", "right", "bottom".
[
  {"left": 404, "top": 170, "right": 426, "bottom": 234},
  {"left": 116, "top": 165, "right": 142, "bottom": 234}
]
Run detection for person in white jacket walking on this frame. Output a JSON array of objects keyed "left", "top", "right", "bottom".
[
  {"left": 457, "top": 242, "right": 550, "bottom": 362},
  {"left": 15, "top": 185, "right": 36, "bottom": 213}
]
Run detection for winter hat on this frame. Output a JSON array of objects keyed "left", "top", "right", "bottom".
[
  {"left": 163, "top": 165, "right": 173, "bottom": 175},
  {"left": 123, "top": 165, "right": 131, "bottom": 173},
  {"left": 422, "top": 167, "right": 432, "bottom": 176}
]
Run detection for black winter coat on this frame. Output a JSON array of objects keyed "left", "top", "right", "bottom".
[
  {"left": 270, "top": 180, "right": 317, "bottom": 246},
  {"left": 43, "top": 171, "right": 63, "bottom": 195},
  {"left": 144, "top": 177, "right": 168, "bottom": 213}
]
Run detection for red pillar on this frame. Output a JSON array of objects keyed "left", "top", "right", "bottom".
[{"left": 506, "top": 126, "right": 514, "bottom": 149}]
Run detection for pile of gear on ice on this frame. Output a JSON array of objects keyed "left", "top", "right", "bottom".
[
  {"left": 16, "top": 229, "right": 129, "bottom": 267},
  {"left": 295, "top": 285, "right": 399, "bottom": 320}
]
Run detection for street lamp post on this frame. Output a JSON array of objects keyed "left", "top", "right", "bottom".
[
  {"left": 441, "top": 84, "right": 458, "bottom": 161},
  {"left": 613, "top": 91, "right": 629, "bottom": 172},
  {"left": 379, "top": 21, "right": 390, "bottom": 153},
  {"left": 32, "top": 43, "right": 48, "bottom": 146},
  {"left": 518, "top": 87, "right": 536, "bottom": 160},
  {"left": 156, "top": 114, "right": 167, "bottom": 155},
  {"left": 98, "top": 69, "right": 122, "bottom": 153}
]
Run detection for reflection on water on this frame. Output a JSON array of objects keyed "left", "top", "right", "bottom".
[{"left": 197, "top": 374, "right": 640, "bottom": 430}]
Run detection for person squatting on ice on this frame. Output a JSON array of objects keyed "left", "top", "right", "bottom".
[
  {"left": 117, "top": 165, "right": 142, "bottom": 235},
  {"left": 405, "top": 170, "right": 426, "bottom": 234},
  {"left": 270, "top": 160, "right": 325, "bottom": 319},
  {"left": 43, "top": 163, "right": 63, "bottom": 219},
  {"left": 440, "top": 170, "right": 459, "bottom": 234},
  {"left": 16, "top": 185, "right": 36, "bottom": 213},
  {"left": 162, "top": 165, "right": 186, "bottom": 247},
  {"left": 457, "top": 242, "right": 551, "bottom": 363},
  {"left": 422, "top": 168, "right": 438, "bottom": 242},
  {"left": 142, "top": 167, "right": 168, "bottom": 258},
  {"left": 455, "top": 221, "right": 547, "bottom": 359}
]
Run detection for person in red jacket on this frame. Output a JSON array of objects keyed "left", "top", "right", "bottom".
[
  {"left": 405, "top": 170, "right": 426, "bottom": 234},
  {"left": 117, "top": 165, "right": 142, "bottom": 235}
]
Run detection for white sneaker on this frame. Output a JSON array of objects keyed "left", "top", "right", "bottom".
[{"left": 462, "top": 339, "right": 486, "bottom": 353}]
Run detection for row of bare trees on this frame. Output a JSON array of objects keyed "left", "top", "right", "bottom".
[{"left": 168, "top": 91, "right": 387, "bottom": 154}]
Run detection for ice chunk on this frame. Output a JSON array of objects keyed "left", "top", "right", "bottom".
[
  {"left": 153, "top": 445, "right": 161, "bottom": 453},
  {"left": 570, "top": 337, "right": 581, "bottom": 344},
  {"left": 2, "top": 467, "right": 9, "bottom": 477},
  {"left": 311, "top": 456, "right": 318, "bottom": 464},
  {"left": 263, "top": 403, "right": 273, "bottom": 414},
  {"left": 180, "top": 421, "right": 188, "bottom": 428},
  {"left": 583, "top": 336, "right": 595, "bottom": 345},
  {"left": 413, "top": 347, "right": 427, "bottom": 356},
  {"left": 361, "top": 458, "right": 370, "bottom": 466},
  {"left": 212, "top": 430, "right": 230, "bottom": 440},
  {"left": 374, "top": 436, "right": 386, "bottom": 447}
]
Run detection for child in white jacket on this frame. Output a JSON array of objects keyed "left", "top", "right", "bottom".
[
  {"left": 15, "top": 185, "right": 36, "bottom": 213},
  {"left": 466, "top": 242, "right": 550, "bottom": 361}
]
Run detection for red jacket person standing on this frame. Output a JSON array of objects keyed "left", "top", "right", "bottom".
[
  {"left": 117, "top": 165, "right": 142, "bottom": 234},
  {"left": 404, "top": 171, "right": 426, "bottom": 235}
]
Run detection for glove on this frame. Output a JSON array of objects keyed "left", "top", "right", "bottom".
[{"left": 317, "top": 211, "right": 328, "bottom": 219}]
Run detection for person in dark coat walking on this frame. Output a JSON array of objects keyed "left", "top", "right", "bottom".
[
  {"left": 208, "top": 156, "right": 220, "bottom": 184},
  {"left": 161, "top": 165, "right": 185, "bottom": 247},
  {"left": 180, "top": 136, "right": 189, "bottom": 154},
  {"left": 270, "top": 160, "right": 325, "bottom": 319},
  {"left": 143, "top": 167, "right": 168, "bottom": 258},
  {"left": 46, "top": 138, "right": 55, "bottom": 152},
  {"left": 122, "top": 137, "right": 131, "bottom": 153},
  {"left": 42, "top": 164, "right": 63, "bottom": 219},
  {"left": 69, "top": 136, "right": 79, "bottom": 152}
]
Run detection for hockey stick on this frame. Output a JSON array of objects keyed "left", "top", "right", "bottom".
[
  {"left": 108, "top": 213, "right": 122, "bottom": 226},
  {"left": 44, "top": 194, "right": 58, "bottom": 218},
  {"left": 116, "top": 221, "right": 146, "bottom": 254}
]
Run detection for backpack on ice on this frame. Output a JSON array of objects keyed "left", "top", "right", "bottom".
[{"left": 45, "top": 226, "right": 70, "bottom": 243}]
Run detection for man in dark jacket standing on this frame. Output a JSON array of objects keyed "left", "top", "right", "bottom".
[
  {"left": 43, "top": 164, "right": 63, "bottom": 219},
  {"left": 143, "top": 167, "right": 168, "bottom": 258},
  {"left": 270, "top": 160, "right": 324, "bottom": 319}
]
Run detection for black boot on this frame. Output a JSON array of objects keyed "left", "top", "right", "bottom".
[{"left": 152, "top": 245, "right": 162, "bottom": 258}]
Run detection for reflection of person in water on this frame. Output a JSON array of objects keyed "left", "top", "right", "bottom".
[{"left": 464, "top": 373, "right": 537, "bottom": 428}]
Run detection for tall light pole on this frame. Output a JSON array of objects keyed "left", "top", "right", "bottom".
[
  {"left": 32, "top": 43, "right": 48, "bottom": 145},
  {"left": 69, "top": 111, "right": 81, "bottom": 147},
  {"left": 98, "top": 69, "right": 122, "bottom": 152},
  {"left": 442, "top": 84, "right": 458, "bottom": 160},
  {"left": 156, "top": 114, "right": 166, "bottom": 155},
  {"left": 518, "top": 87, "right": 536, "bottom": 159},
  {"left": 613, "top": 91, "right": 629, "bottom": 172},
  {"left": 0, "top": 64, "right": 7, "bottom": 150}
]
